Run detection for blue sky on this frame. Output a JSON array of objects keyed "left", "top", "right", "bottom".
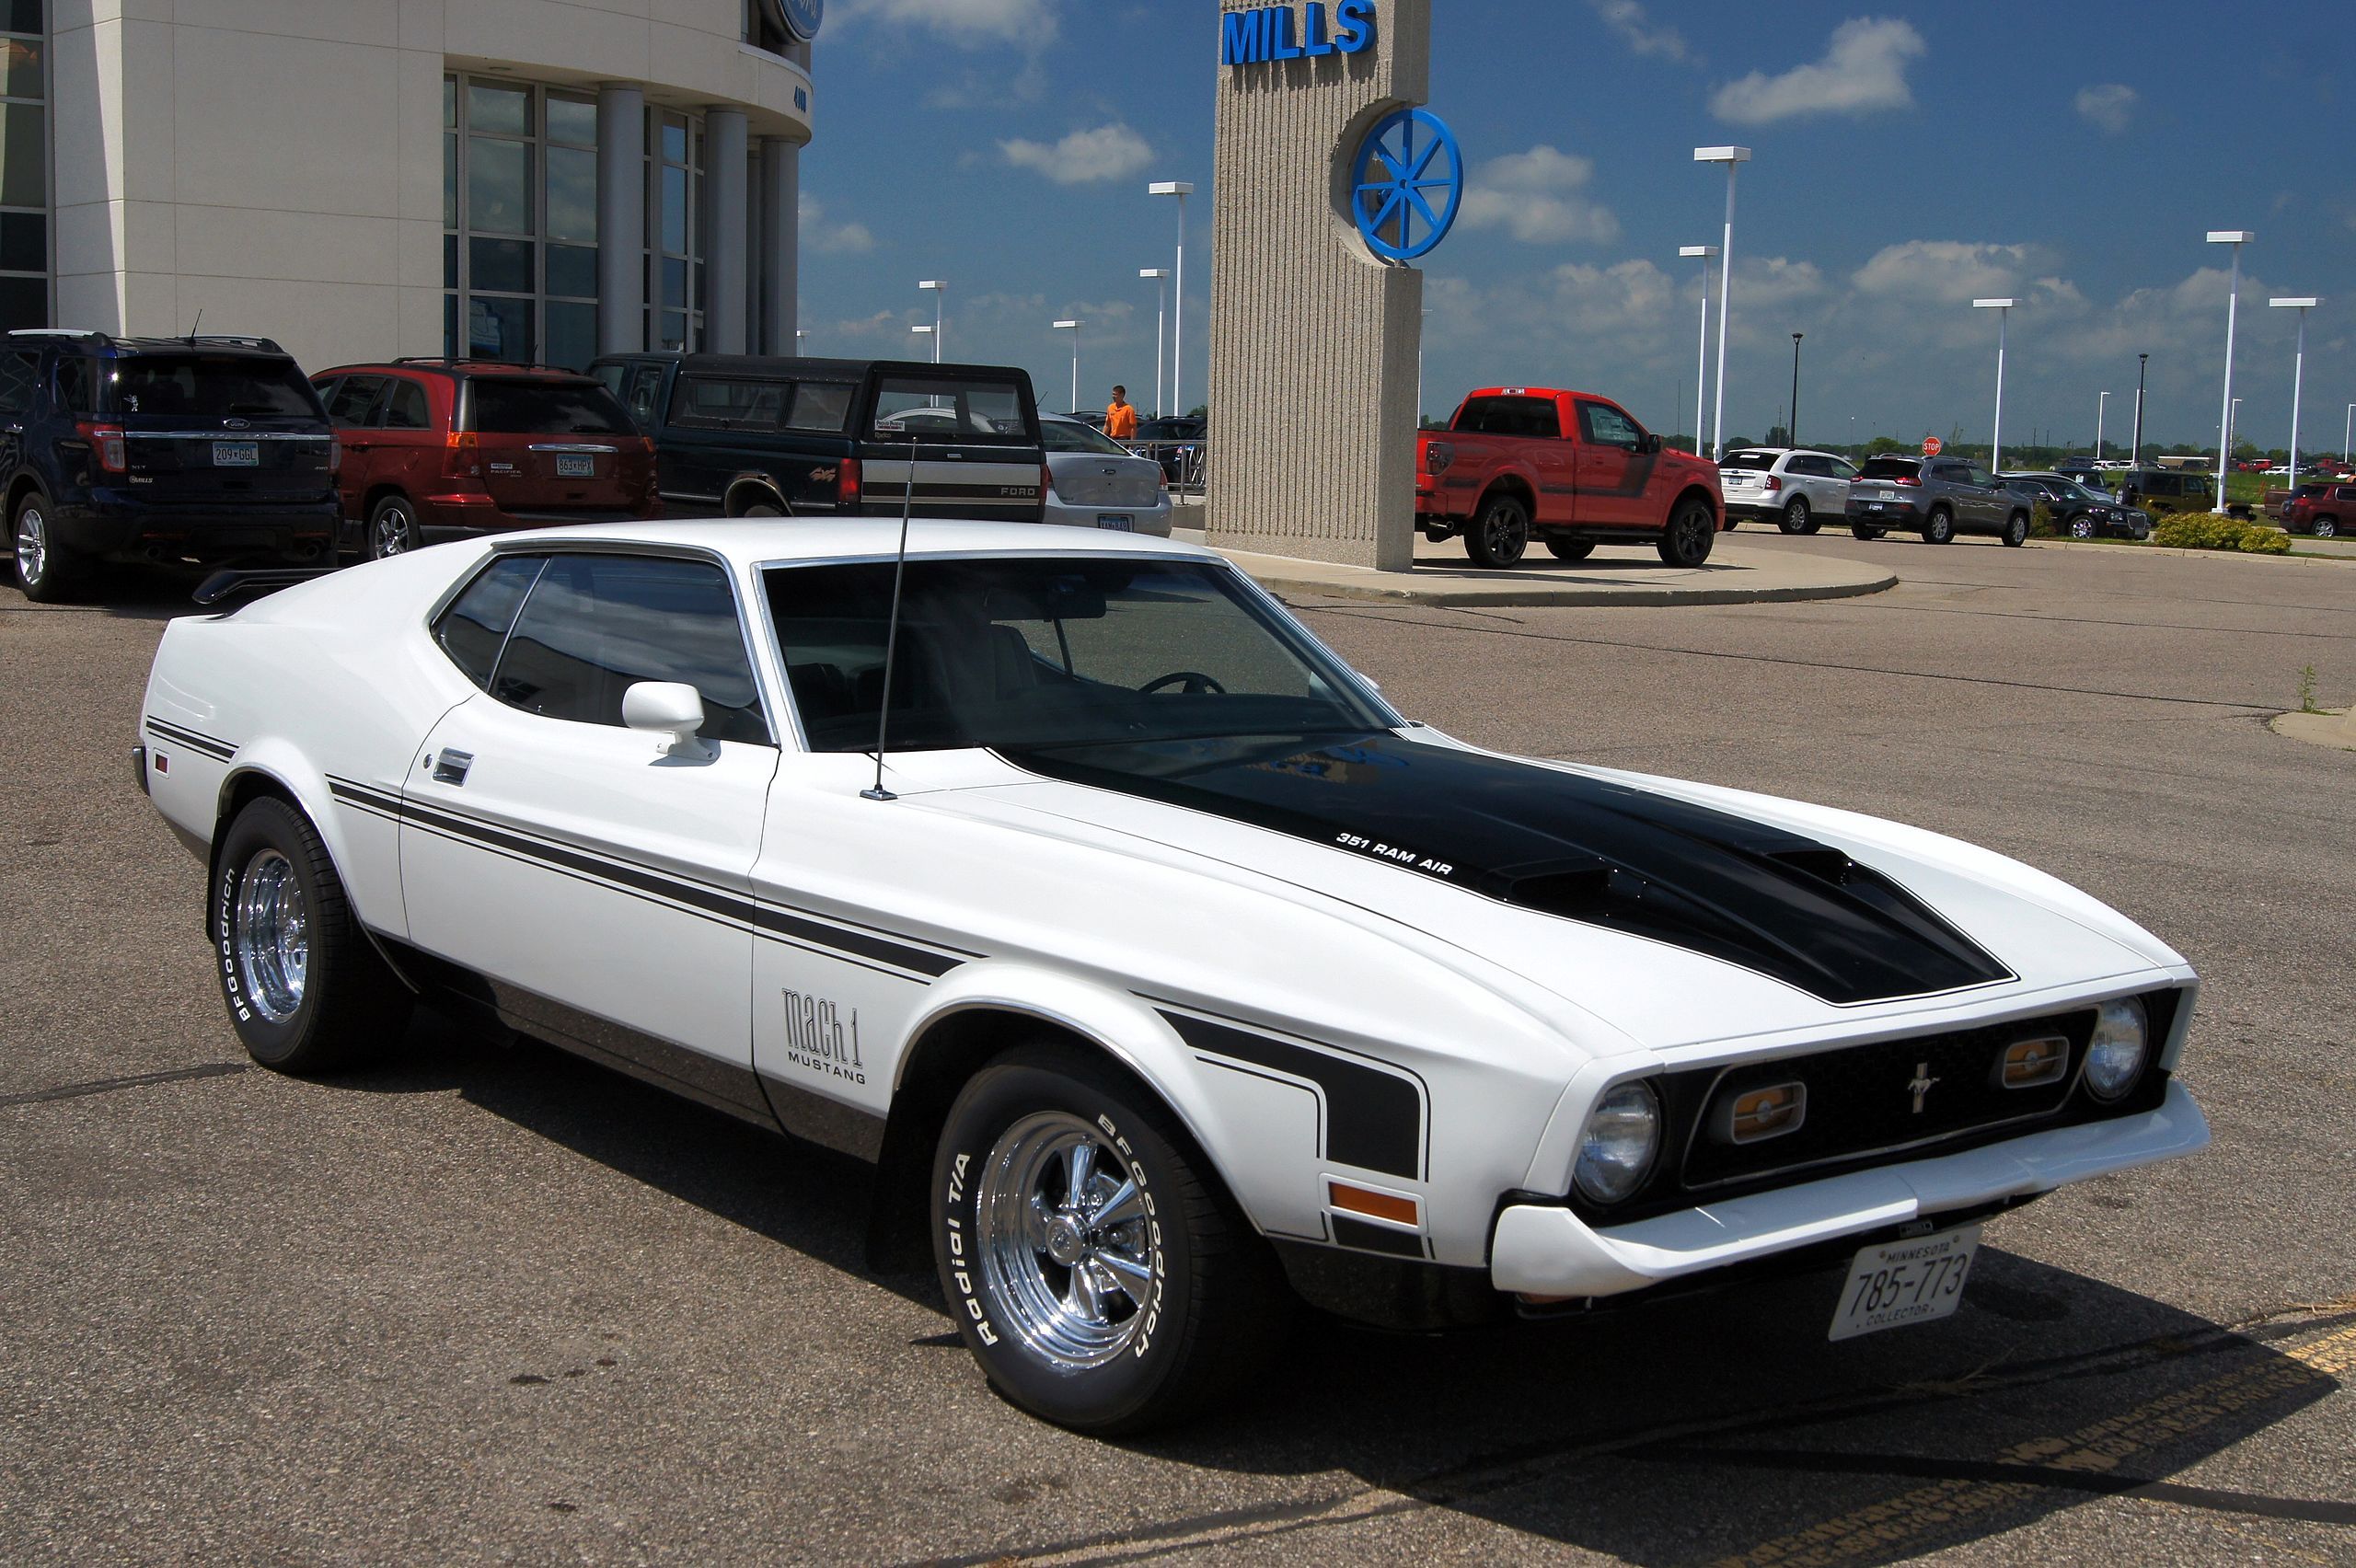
[{"left": 803, "top": 0, "right": 2351, "bottom": 453}]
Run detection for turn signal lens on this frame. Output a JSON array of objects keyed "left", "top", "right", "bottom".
[
  {"left": 2083, "top": 997, "right": 2149, "bottom": 1101},
  {"left": 1326, "top": 1181, "right": 1419, "bottom": 1227},
  {"left": 1998, "top": 1035, "right": 2070, "bottom": 1090},
  {"left": 1726, "top": 1083, "right": 1807, "bottom": 1143},
  {"left": 76, "top": 421, "right": 128, "bottom": 473},
  {"left": 838, "top": 455, "right": 862, "bottom": 507},
  {"left": 1573, "top": 1080, "right": 1661, "bottom": 1205}
]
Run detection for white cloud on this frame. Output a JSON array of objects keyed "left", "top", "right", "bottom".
[
  {"left": 799, "top": 194, "right": 874, "bottom": 255},
  {"left": 2074, "top": 83, "right": 2137, "bottom": 133},
  {"left": 999, "top": 122, "right": 1154, "bottom": 185},
  {"left": 1852, "top": 240, "right": 2036, "bottom": 303},
  {"left": 1711, "top": 17, "right": 1926, "bottom": 125},
  {"left": 1587, "top": 0, "right": 1691, "bottom": 63},
  {"left": 1460, "top": 144, "right": 1622, "bottom": 245},
  {"left": 837, "top": 0, "right": 1057, "bottom": 47}
]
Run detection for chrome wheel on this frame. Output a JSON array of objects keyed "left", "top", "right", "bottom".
[
  {"left": 233, "top": 848, "right": 309, "bottom": 1024},
  {"left": 14, "top": 502, "right": 45, "bottom": 583},
  {"left": 975, "top": 1112, "right": 1158, "bottom": 1369},
  {"left": 2071, "top": 514, "right": 2096, "bottom": 539},
  {"left": 369, "top": 503, "right": 414, "bottom": 559}
]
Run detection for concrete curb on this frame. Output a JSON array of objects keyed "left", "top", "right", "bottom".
[
  {"left": 2269, "top": 709, "right": 2356, "bottom": 753},
  {"left": 2027, "top": 538, "right": 2356, "bottom": 568},
  {"left": 1195, "top": 539, "right": 1897, "bottom": 608}
]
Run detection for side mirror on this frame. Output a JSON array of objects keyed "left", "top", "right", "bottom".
[
  {"left": 622, "top": 680, "right": 713, "bottom": 758},
  {"left": 1643, "top": 432, "right": 1664, "bottom": 455}
]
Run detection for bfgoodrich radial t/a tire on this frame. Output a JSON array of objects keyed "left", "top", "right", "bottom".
[
  {"left": 933, "top": 1043, "right": 1287, "bottom": 1434},
  {"left": 214, "top": 797, "right": 412, "bottom": 1074}
]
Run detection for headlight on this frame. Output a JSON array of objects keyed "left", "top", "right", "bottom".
[
  {"left": 1574, "top": 1080, "right": 1661, "bottom": 1205},
  {"left": 2083, "top": 997, "right": 2150, "bottom": 1101}
]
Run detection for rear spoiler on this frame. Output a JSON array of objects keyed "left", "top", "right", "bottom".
[{"left": 192, "top": 566, "right": 339, "bottom": 607}]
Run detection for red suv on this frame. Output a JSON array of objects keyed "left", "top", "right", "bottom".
[
  {"left": 2281, "top": 484, "right": 2354, "bottom": 538},
  {"left": 309, "top": 360, "right": 657, "bottom": 559}
]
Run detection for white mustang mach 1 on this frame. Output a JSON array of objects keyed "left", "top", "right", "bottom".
[{"left": 138, "top": 520, "right": 2209, "bottom": 1432}]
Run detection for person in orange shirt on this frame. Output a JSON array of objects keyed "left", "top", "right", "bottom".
[{"left": 1104, "top": 386, "right": 1138, "bottom": 443}]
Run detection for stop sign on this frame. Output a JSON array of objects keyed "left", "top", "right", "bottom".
[{"left": 1923, "top": 437, "right": 1944, "bottom": 456}]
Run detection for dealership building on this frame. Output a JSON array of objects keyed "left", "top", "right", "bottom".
[{"left": 11, "top": 0, "right": 814, "bottom": 371}]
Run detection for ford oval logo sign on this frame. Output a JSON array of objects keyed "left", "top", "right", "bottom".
[{"left": 763, "top": 0, "right": 822, "bottom": 41}]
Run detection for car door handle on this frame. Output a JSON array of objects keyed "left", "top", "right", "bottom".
[{"left": 432, "top": 748, "right": 472, "bottom": 785}]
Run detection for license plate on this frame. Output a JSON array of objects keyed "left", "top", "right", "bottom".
[
  {"left": 213, "top": 442, "right": 259, "bottom": 467},
  {"left": 1829, "top": 1224, "right": 1980, "bottom": 1342},
  {"left": 556, "top": 454, "right": 596, "bottom": 478},
  {"left": 1096, "top": 513, "right": 1134, "bottom": 531}
]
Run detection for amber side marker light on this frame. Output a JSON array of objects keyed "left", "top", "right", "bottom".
[
  {"left": 2000, "top": 1035, "right": 2070, "bottom": 1089},
  {"left": 1717, "top": 1082, "right": 1806, "bottom": 1145},
  {"left": 1327, "top": 1181, "right": 1419, "bottom": 1228}
]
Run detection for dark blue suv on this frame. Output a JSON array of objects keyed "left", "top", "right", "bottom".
[{"left": 5, "top": 331, "right": 340, "bottom": 602}]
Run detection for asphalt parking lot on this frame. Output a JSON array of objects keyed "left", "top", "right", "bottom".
[{"left": 5, "top": 534, "right": 2352, "bottom": 1565}]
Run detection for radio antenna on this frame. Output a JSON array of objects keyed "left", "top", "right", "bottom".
[
  {"left": 186, "top": 307, "right": 203, "bottom": 345},
  {"left": 861, "top": 432, "right": 923, "bottom": 801}
]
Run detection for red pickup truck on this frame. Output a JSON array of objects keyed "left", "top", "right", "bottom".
[{"left": 1415, "top": 387, "right": 1725, "bottom": 567}]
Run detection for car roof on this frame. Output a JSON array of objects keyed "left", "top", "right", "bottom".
[
  {"left": 11, "top": 330, "right": 292, "bottom": 360},
  {"left": 481, "top": 516, "right": 1220, "bottom": 568},
  {"left": 586, "top": 352, "right": 1031, "bottom": 382},
  {"left": 313, "top": 360, "right": 600, "bottom": 384}
]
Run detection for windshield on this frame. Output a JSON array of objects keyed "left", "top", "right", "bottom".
[
  {"left": 1719, "top": 451, "right": 1778, "bottom": 470},
  {"left": 105, "top": 355, "right": 319, "bottom": 419},
  {"left": 467, "top": 379, "right": 636, "bottom": 435},
  {"left": 765, "top": 557, "right": 1392, "bottom": 753},
  {"left": 1040, "top": 420, "right": 1133, "bottom": 455}
]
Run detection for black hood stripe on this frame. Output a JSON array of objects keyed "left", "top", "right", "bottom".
[{"left": 1009, "top": 733, "right": 2012, "bottom": 1007}]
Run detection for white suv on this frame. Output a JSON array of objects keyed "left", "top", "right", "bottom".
[{"left": 1719, "top": 447, "right": 1857, "bottom": 535}]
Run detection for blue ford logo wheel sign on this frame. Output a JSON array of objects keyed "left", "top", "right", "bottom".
[
  {"left": 764, "top": 0, "right": 822, "bottom": 42},
  {"left": 1351, "top": 108, "right": 1462, "bottom": 263}
]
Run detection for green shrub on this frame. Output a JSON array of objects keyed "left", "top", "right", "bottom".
[
  {"left": 2029, "top": 502, "right": 2062, "bottom": 538},
  {"left": 2151, "top": 513, "right": 2291, "bottom": 553}
]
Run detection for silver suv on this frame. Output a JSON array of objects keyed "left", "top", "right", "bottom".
[
  {"left": 1848, "top": 455, "right": 2033, "bottom": 547},
  {"left": 1718, "top": 446, "right": 1857, "bottom": 534}
]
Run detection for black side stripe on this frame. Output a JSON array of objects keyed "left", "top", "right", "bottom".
[
  {"left": 326, "top": 777, "right": 964, "bottom": 981},
  {"left": 144, "top": 718, "right": 236, "bottom": 760},
  {"left": 1156, "top": 1007, "right": 1425, "bottom": 1182}
]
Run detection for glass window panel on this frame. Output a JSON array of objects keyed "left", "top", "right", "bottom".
[
  {"left": 442, "top": 75, "right": 456, "bottom": 131},
  {"left": 661, "top": 257, "right": 686, "bottom": 309},
  {"left": 0, "top": 278, "right": 37, "bottom": 337},
  {"left": 326, "top": 375, "right": 387, "bottom": 428},
  {"left": 444, "top": 233, "right": 457, "bottom": 289},
  {"left": 0, "top": 101, "right": 42, "bottom": 207},
  {"left": 545, "top": 243, "right": 595, "bottom": 300},
  {"left": 660, "top": 164, "right": 687, "bottom": 254},
  {"left": 0, "top": 210, "right": 40, "bottom": 272},
  {"left": 547, "top": 96, "right": 596, "bottom": 147},
  {"left": 0, "top": 348, "right": 35, "bottom": 412},
  {"left": 468, "top": 82, "right": 531, "bottom": 137},
  {"left": 2, "top": 2, "right": 41, "bottom": 39},
  {"left": 661, "top": 117, "right": 687, "bottom": 164},
  {"left": 468, "top": 136, "right": 530, "bottom": 235},
  {"left": 658, "top": 310, "right": 687, "bottom": 351},
  {"left": 383, "top": 379, "right": 432, "bottom": 430},
  {"left": 435, "top": 555, "right": 545, "bottom": 692},
  {"left": 445, "top": 293, "right": 457, "bottom": 359},
  {"left": 443, "top": 133, "right": 456, "bottom": 229},
  {"left": 469, "top": 236, "right": 533, "bottom": 294},
  {"left": 466, "top": 294, "right": 534, "bottom": 363},
  {"left": 543, "top": 302, "right": 596, "bottom": 373},
  {"left": 546, "top": 145, "right": 595, "bottom": 242},
  {"left": 2, "top": 36, "right": 40, "bottom": 98}
]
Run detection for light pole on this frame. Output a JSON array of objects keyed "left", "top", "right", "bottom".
[
  {"left": 2207, "top": 230, "right": 2253, "bottom": 513},
  {"left": 1053, "top": 319, "right": 1080, "bottom": 414},
  {"left": 1138, "top": 268, "right": 1170, "bottom": 417},
  {"left": 1693, "top": 148, "right": 1750, "bottom": 459},
  {"left": 908, "top": 325, "right": 932, "bottom": 359},
  {"left": 2132, "top": 352, "right": 2148, "bottom": 465},
  {"left": 795, "top": 328, "right": 807, "bottom": 353},
  {"left": 1149, "top": 181, "right": 1194, "bottom": 416},
  {"left": 1974, "top": 298, "right": 2015, "bottom": 471},
  {"left": 917, "top": 280, "right": 945, "bottom": 363},
  {"left": 2346, "top": 402, "right": 2354, "bottom": 465},
  {"left": 2270, "top": 297, "right": 2319, "bottom": 493},
  {"left": 2096, "top": 390, "right": 2109, "bottom": 464},
  {"left": 2228, "top": 397, "right": 2242, "bottom": 465},
  {"left": 1679, "top": 244, "right": 1717, "bottom": 454},
  {"left": 1789, "top": 332, "right": 1803, "bottom": 448}
]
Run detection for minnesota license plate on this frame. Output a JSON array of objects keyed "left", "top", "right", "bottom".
[
  {"left": 1829, "top": 1224, "right": 1980, "bottom": 1341},
  {"left": 213, "top": 442, "right": 259, "bottom": 467},
  {"left": 1097, "top": 513, "right": 1134, "bottom": 531},
  {"left": 556, "top": 454, "right": 595, "bottom": 478}
]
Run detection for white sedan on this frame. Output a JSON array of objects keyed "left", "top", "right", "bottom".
[
  {"left": 139, "top": 520, "right": 2209, "bottom": 1432},
  {"left": 886, "top": 409, "right": 1171, "bottom": 536}
]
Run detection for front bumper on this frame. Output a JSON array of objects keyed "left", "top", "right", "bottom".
[{"left": 1489, "top": 1078, "right": 2207, "bottom": 1299}]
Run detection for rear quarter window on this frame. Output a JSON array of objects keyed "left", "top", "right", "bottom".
[
  {"left": 870, "top": 375, "right": 1034, "bottom": 443},
  {"left": 1857, "top": 458, "right": 1920, "bottom": 480},
  {"left": 433, "top": 554, "right": 547, "bottom": 690},
  {"left": 468, "top": 379, "right": 636, "bottom": 435}
]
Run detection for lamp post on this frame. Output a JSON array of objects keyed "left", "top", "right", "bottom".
[
  {"left": 1416, "top": 306, "right": 1431, "bottom": 428},
  {"left": 1138, "top": 268, "right": 1170, "bottom": 417},
  {"left": 1053, "top": 319, "right": 1080, "bottom": 414},
  {"left": 2346, "top": 403, "right": 2354, "bottom": 465},
  {"left": 2228, "top": 397, "right": 2242, "bottom": 464},
  {"left": 1974, "top": 298, "right": 2016, "bottom": 472},
  {"left": 1693, "top": 148, "right": 1750, "bottom": 459},
  {"left": 796, "top": 328, "right": 807, "bottom": 352},
  {"left": 917, "top": 280, "right": 945, "bottom": 363},
  {"left": 2206, "top": 230, "right": 2253, "bottom": 513},
  {"left": 2132, "top": 352, "right": 2148, "bottom": 465},
  {"left": 2270, "top": 297, "right": 2319, "bottom": 494},
  {"left": 2096, "top": 390, "right": 2109, "bottom": 464},
  {"left": 1789, "top": 332, "right": 1803, "bottom": 448},
  {"left": 1679, "top": 245, "right": 1717, "bottom": 455},
  {"left": 1149, "top": 181, "right": 1194, "bottom": 417}
]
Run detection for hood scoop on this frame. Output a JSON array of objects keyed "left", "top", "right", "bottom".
[{"left": 1004, "top": 732, "right": 2015, "bottom": 1006}]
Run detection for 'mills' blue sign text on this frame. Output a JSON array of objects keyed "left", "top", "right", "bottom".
[{"left": 1222, "top": 2, "right": 1376, "bottom": 67}]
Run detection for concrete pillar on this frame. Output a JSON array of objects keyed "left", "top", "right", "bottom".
[
  {"left": 1207, "top": 0, "right": 1431, "bottom": 571},
  {"left": 595, "top": 85, "right": 646, "bottom": 354},
  {"left": 704, "top": 109, "right": 750, "bottom": 353},
  {"left": 759, "top": 135, "right": 800, "bottom": 353}
]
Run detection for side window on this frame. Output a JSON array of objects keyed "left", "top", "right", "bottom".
[
  {"left": 327, "top": 375, "right": 388, "bottom": 429},
  {"left": 1832, "top": 458, "right": 1859, "bottom": 480},
  {"left": 1786, "top": 455, "right": 1821, "bottom": 478},
  {"left": 783, "top": 381, "right": 855, "bottom": 432},
  {"left": 591, "top": 363, "right": 625, "bottom": 398},
  {"left": 1454, "top": 396, "right": 1558, "bottom": 438},
  {"left": 626, "top": 365, "right": 664, "bottom": 425},
  {"left": 0, "top": 349, "right": 38, "bottom": 414},
  {"left": 672, "top": 375, "right": 786, "bottom": 428},
  {"left": 490, "top": 553, "right": 769, "bottom": 744},
  {"left": 1577, "top": 400, "right": 1644, "bottom": 449},
  {"left": 382, "top": 379, "right": 433, "bottom": 431},
  {"left": 433, "top": 555, "right": 546, "bottom": 691},
  {"left": 54, "top": 355, "right": 93, "bottom": 415}
]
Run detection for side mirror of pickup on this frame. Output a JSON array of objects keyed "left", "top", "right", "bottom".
[{"left": 1642, "top": 433, "right": 1664, "bottom": 455}]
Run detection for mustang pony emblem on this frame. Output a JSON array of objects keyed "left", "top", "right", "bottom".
[{"left": 1908, "top": 1061, "right": 1940, "bottom": 1114}]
